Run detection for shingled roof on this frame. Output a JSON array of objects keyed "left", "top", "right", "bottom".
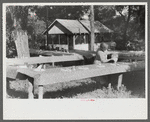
[
  {"left": 79, "top": 20, "right": 113, "bottom": 33},
  {"left": 57, "top": 19, "right": 89, "bottom": 34},
  {"left": 43, "top": 19, "right": 113, "bottom": 35}
]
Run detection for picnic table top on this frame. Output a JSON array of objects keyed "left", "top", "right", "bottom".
[
  {"left": 30, "top": 49, "right": 72, "bottom": 56},
  {"left": 6, "top": 53, "right": 84, "bottom": 65},
  {"left": 7, "top": 61, "right": 145, "bottom": 86}
]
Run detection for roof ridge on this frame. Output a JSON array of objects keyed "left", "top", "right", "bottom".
[
  {"left": 78, "top": 20, "right": 91, "bottom": 33},
  {"left": 43, "top": 19, "right": 113, "bottom": 34},
  {"left": 56, "top": 18, "right": 77, "bottom": 21}
]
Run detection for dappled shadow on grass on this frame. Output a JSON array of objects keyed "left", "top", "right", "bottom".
[
  {"left": 7, "top": 78, "right": 28, "bottom": 99},
  {"left": 7, "top": 88, "right": 28, "bottom": 99},
  {"left": 42, "top": 79, "right": 105, "bottom": 99},
  {"left": 122, "top": 70, "right": 145, "bottom": 98}
]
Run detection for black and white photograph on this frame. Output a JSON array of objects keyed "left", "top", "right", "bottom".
[{"left": 3, "top": 2, "right": 148, "bottom": 120}]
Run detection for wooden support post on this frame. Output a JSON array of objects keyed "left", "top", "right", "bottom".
[
  {"left": 52, "top": 62, "right": 55, "bottom": 67},
  {"left": 73, "top": 35, "right": 75, "bottom": 49},
  {"left": 59, "top": 35, "right": 61, "bottom": 44},
  {"left": 67, "top": 35, "right": 69, "bottom": 51},
  {"left": 28, "top": 81, "right": 34, "bottom": 99},
  {"left": 43, "top": 64, "right": 46, "bottom": 69},
  {"left": 117, "top": 74, "right": 123, "bottom": 90},
  {"left": 84, "top": 34, "right": 86, "bottom": 44},
  {"left": 59, "top": 35, "right": 61, "bottom": 50},
  {"left": 38, "top": 85, "right": 44, "bottom": 99}
]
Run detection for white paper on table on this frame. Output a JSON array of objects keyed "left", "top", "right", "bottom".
[{"left": 78, "top": 67, "right": 89, "bottom": 70}]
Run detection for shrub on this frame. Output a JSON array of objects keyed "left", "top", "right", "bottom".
[
  {"left": 73, "top": 84, "right": 138, "bottom": 98},
  {"left": 101, "top": 84, "right": 134, "bottom": 98}
]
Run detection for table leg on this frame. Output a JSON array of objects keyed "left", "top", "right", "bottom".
[
  {"left": 52, "top": 62, "right": 55, "bottom": 67},
  {"left": 82, "top": 60, "right": 84, "bottom": 65},
  {"left": 117, "top": 74, "right": 123, "bottom": 90},
  {"left": 28, "top": 81, "right": 34, "bottom": 99},
  {"left": 38, "top": 85, "right": 44, "bottom": 99},
  {"left": 43, "top": 64, "right": 46, "bottom": 69}
]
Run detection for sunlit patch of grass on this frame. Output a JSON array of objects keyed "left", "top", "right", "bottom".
[
  {"left": 9, "top": 80, "right": 29, "bottom": 93},
  {"left": 72, "top": 85, "right": 139, "bottom": 98}
]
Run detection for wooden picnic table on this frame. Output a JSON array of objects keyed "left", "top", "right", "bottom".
[
  {"left": 6, "top": 61, "right": 145, "bottom": 99},
  {"left": 6, "top": 54, "right": 84, "bottom": 66},
  {"left": 115, "top": 51, "right": 145, "bottom": 61},
  {"left": 70, "top": 50, "right": 145, "bottom": 61},
  {"left": 30, "top": 49, "right": 145, "bottom": 62}
]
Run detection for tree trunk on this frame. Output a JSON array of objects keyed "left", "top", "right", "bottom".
[
  {"left": 14, "top": 29, "right": 30, "bottom": 58},
  {"left": 123, "top": 6, "right": 131, "bottom": 48},
  {"left": 90, "top": 5, "right": 95, "bottom": 51},
  {"left": 46, "top": 6, "right": 49, "bottom": 50}
]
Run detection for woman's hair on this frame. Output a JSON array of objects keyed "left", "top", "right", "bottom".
[{"left": 99, "top": 42, "right": 108, "bottom": 51}]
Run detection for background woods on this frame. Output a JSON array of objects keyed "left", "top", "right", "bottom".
[
  {"left": 94, "top": 5, "right": 145, "bottom": 50},
  {"left": 6, "top": 5, "right": 145, "bottom": 57}
]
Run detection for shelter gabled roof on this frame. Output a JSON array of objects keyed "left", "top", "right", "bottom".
[
  {"left": 56, "top": 19, "right": 89, "bottom": 34},
  {"left": 79, "top": 20, "right": 113, "bottom": 33},
  {"left": 43, "top": 19, "right": 89, "bottom": 35},
  {"left": 43, "top": 19, "right": 113, "bottom": 35}
]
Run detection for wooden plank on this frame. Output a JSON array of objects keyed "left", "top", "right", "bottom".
[{"left": 6, "top": 54, "right": 84, "bottom": 65}]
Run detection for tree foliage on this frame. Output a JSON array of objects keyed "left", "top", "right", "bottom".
[
  {"left": 94, "top": 5, "right": 145, "bottom": 50},
  {"left": 6, "top": 5, "right": 145, "bottom": 57}
]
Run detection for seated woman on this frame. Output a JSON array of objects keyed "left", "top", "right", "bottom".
[{"left": 94, "top": 42, "right": 118, "bottom": 64}]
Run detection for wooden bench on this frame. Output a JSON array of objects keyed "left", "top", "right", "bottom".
[{"left": 7, "top": 61, "right": 145, "bottom": 99}]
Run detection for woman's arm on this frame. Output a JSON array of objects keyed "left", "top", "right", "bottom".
[{"left": 98, "top": 51, "right": 113, "bottom": 63}]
